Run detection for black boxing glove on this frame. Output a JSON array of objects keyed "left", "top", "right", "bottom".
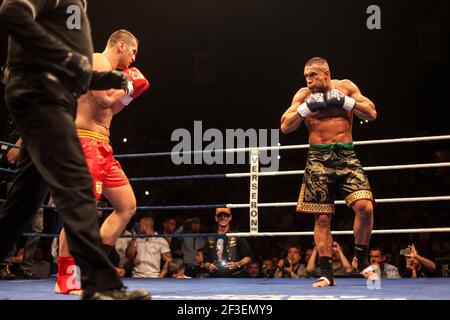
[
  {"left": 325, "top": 89, "right": 356, "bottom": 111},
  {"left": 90, "top": 70, "right": 129, "bottom": 91},
  {"left": 297, "top": 92, "right": 327, "bottom": 118},
  {"left": 60, "top": 52, "right": 92, "bottom": 96}
]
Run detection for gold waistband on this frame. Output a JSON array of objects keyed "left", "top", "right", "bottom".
[{"left": 77, "top": 129, "right": 110, "bottom": 143}]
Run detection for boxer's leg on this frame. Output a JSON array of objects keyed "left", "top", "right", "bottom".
[{"left": 101, "top": 184, "right": 136, "bottom": 246}]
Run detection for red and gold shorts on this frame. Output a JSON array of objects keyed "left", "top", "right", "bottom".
[{"left": 78, "top": 129, "right": 129, "bottom": 199}]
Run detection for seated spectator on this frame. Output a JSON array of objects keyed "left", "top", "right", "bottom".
[
  {"left": 261, "top": 258, "right": 276, "bottom": 278},
  {"left": 307, "top": 242, "right": 352, "bottom": 277},
  {"left": 274, "top": 246, "right": 308, "bottom": 278},
  {"left": 112, "top": 229, "right": 134, "bottom": 278},
  {"left": 402, "top": 244, "right": 437, "bottom": 278},
  {"left": 162, "top": 217, "right": 178, "bottom": 248},
  {"left": 304, "top": 248, "right": 314, "bottom": 266},
  {"left": 368, "top": 247, "right": 401, "bottom": 279},
  {"left": 194, "top": 249, "right": 210, "bottom": 278},
  {"left": 203, "top": 208, "right": 252, "bottom": 278},
  {"left": 126, "top": 217, "right": 172, "bottom": 278},
  {"left": 168, "top": 258, "right": 191, "bottom": 279},
  {"left": 31, "top": 247, "right": 50, "bottom": 279},
  {"left": 243, "top": 261, "right": 263, "bottom": 278},
  {"left": 175, "top": 217, "right": 206, "bottom": 277},
  {"left": 331, "top": 242, "right": 353, "bottom": 276}
]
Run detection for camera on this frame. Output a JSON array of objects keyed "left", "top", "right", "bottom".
[
  {"left": 279, "top": 258, "right": 290, "bottom": 267},
  {"left": 400, "top": 248, "right": 411, "bottom": 255},
  {"left": 215, "top": 260, "right": 228, "bottom": 268}
]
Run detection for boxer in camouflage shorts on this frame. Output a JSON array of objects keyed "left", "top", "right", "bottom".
[{"left": 280, "top": 57, "right": 378, "bottom": 287}]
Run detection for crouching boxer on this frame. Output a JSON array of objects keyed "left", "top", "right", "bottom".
[{"left": 56, "top": 29, "right": 150, "bottom": 294}]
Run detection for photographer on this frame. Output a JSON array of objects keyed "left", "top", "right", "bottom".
[
  {"left": 203, "top": 208, "right": 252, "bottom": 278},
  {"left": 307, "top": 242, "right": 352, "bottom": 277},
  {"left": 401, "top": 244, "right": 437, "bottom": 278},
  {"left": 261, "top": 258, "right": 276, "bottom": 278},
  {"left": 274, "top": 246, "right": 308, "bottom": 278}
]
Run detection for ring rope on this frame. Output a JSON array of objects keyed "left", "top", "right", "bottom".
[
  {"left": 112, "top": 135, "right": 450, "bottom": 159},
  {"left": 97, "top": 195, "right": 450, "bottom": 211},
  {"left": 3, "top": 195, "right": 448, "bottom": 211},
  {"left": 2, "top": 162, "right": 449, "bottom": 180},
  {"left": 0, "top": 140, "right": 19, "bottom": 148},
  {"left": 127, "top": 162, "right": 450, "bottom": 182},
  {"left": 21, "top": 227, "right": 450, "bottom": 239}
]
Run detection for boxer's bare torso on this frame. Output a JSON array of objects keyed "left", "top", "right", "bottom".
[
  {"left": 281, "top": 78, "right": 376, "bottom": 144},
  {"left": 303, "top": 80, "right": 353, "bottom": 145},
  {"left": 76, "top": 53, "right": 126, "bottom": 137}
]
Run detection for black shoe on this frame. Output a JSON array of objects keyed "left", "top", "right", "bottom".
[
  {"left": 0, "top": 265, "right": 16, "bottom": 280},
  {"left": 17, "top": 269, "right": 41, "bottom": 280},
  {"left": 81, "top": 288, "right": 151, "bottom": 300}
]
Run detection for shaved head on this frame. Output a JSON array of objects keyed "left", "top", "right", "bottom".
[
  {"left": 305, "top": 57, "right": 329, "bottom": 69},
  {"left": 107, "top": 29, "right": 139, "bottom": 48}
]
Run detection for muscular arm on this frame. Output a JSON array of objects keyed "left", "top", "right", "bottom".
[
  {"left": 343, "top": 80, "right": 377, "bottom": 121},
  {"left": 280, "top": 88, "right": 310, "bottom": 134},
  {"left": 90, "top": 54, "right": 127, "bottom": 108}
]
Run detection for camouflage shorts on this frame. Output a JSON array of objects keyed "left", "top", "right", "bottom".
[{"left": 296, "top": 143, "right": 373, "bottom": 214}]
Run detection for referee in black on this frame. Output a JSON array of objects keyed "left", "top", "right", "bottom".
[{"left": 0, "top": 0, "right": 149, "bottom": 300}]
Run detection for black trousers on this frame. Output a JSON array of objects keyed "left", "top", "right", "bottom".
[
  {"left": 0, "top": 69, "right": 123, "bottom": 293},
  {"left": 2, "top": 206, "right": 43, "bottom": 272}
]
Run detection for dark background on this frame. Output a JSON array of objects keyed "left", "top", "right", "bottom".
[{"left": 0, "top": 0, "right": 449, "bottom": 259}]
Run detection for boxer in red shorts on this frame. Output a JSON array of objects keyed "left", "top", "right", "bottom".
[{"left": 55, "top": 30, "right": 150, "bottom": 294}]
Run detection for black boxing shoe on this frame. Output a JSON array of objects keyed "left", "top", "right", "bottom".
[{"left": 81, "top": 287, "right": 151, "bottom": 300}]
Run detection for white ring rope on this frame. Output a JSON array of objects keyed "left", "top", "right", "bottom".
[
  {"left": 225, "top": 196, "right": 450, "bottom": 209},
  {"left": 225, "top": 162, "right": 450, "bottom": 179},
  {"left": 227, "top": 228, "right": 450, "bottom": 238},
  {"left": 113, "top": 135, "right": 450, "bottom": 158}
]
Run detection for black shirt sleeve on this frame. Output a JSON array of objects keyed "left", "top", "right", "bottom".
[{"left": 0, "top": 0, "right": 71, "bottom": 63}]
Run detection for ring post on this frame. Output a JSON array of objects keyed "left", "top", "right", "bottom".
[{"left": 249, "top": 149, "right": 259, "bottom": 234}]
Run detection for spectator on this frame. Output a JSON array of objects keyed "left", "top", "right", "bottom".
[
  {"left": 243, "top": 261, "right": 263, "bottom": 278},
  {"left": 204, "top": 208, "right": 252, "bottom": 277},
  {"left": 307, "top": 242, "right": 352, "bottom": 277},
  {"left": 367, "top": 247, "right": 401, "bottom": 279},
  {"left": 402, "top": 244, "right": 437, "bottom": 278},
  {"left": 31, "top": 247, "right": 50, "bottom": 279},
  {"left": 126, "top": 217, "right": 171, "bottom": 278},
  {"left": 175, "top": 218, "right": 206, "bottom": 277},
  {"left": 194, "top": 249, "right": 210, "bottom": 278},
  {"left": 0, "top": 132, "right": 42, "bottom": 280},
  {"left": 331, "top": 242, "right": 353, "bottom": 276},
  {"left": 261, "top": 258, "right": 276, "bottom": 278},
  {"left": 168, "top": 258, "right": 191, "bottom": 279},
  {"left": 162, "top": 217, "right": 177, "bottom": 247},
  {"left": 304, "top": 248, "right": 314, "bottom": 266},
  {"left": 274, "top": 246, "right": 308, "bottom": 278},
  {"left": 115, "top": 229, "right": 133, "bottom": 277}
]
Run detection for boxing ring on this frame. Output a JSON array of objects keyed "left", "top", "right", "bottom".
[
  {"left": 1, "top": 135, "right": 450, "bottom": 300},
  {"left": 1, "top": 278, "right": 449, "bottom": 300}
]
